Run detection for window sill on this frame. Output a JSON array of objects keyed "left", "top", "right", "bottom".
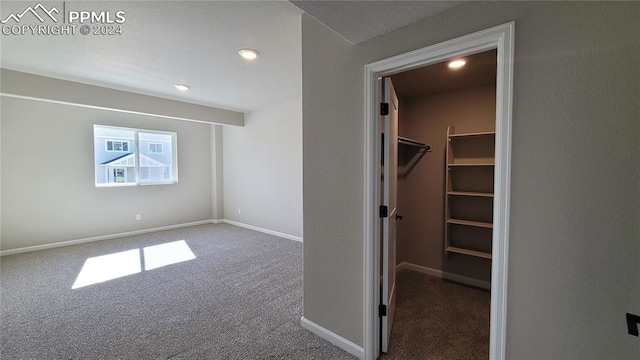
[{"left": 95, "top": 181, "right": 177, "bottom": 188}]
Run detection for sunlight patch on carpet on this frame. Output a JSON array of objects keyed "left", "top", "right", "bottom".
[
  {"left": 143, "top": 240, "right": 196, "bottom": 270},
  {"left": 72, "top": 249, "right": 141, "bottom": 289},
  {"left": 72, "top": 240, "right": 196, "bottom": 289}
]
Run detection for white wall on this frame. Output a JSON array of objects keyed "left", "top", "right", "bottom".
[
  {"left": 222, "top": 99, "right": 303, "bottom": 238},
  {"left": 1, "top": 96, "right": 214, "bottom": 251},
  {"left": 0, "top": 71, "right": 304, "bottom": 252},
  {"left": 302, "top": 1, "right": 639, "bottom": 357},
  {"left": 302, "top": 15, "right": 364, "bottom": 344},
  {"left": 211, "top": 125, "right": 224, "bottom": 220}
]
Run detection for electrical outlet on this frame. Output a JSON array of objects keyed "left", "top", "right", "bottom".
[
  {"left": 238, "top": 208, "right": 241, "bottom": 214},
  {"left": 135, "top": 214, "right": 141, "bottom": 221}
]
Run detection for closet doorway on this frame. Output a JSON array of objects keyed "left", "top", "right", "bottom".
[
  {"left": 364, "top": 23, "right": 514, "bottom": 360},
  {"left": 392, "top": 48, "right": 497, "bottom": 288},
  {"left": 386, "top": 48, "right": 496, "bottom": 358}
]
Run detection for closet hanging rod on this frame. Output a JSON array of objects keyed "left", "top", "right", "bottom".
[{"left": 398, "top": 136, "right": 431, "bottom": 151}]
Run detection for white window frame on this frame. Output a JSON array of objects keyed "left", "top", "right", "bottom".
[{"left": 94, "top": 125, "right": 178, "bottom": 187}]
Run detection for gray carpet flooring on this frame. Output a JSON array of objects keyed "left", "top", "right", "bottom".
[
  {"left": 0, "top": 224, "right": 358, "bottom": 360},
  {"left": 381, "top": 270, "right": 490, "bottom": 360}
]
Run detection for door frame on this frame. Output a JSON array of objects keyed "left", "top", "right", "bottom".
[{"left": 363, "top": 22, "right": 515, "bottom": 360}]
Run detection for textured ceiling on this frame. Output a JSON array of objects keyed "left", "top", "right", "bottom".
[
  {"left": 0, "top": 1, "right": 303, "bottom": 112},
  {"left": 291, "top": 0, "right": 464, "bottom": 44},
  {"left": 1, "top": 1, "right": 465, "bottom": 113}
]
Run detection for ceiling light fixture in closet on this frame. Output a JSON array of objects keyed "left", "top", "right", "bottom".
[
  {"left": 174, "top": 84, "right": 190, "bottom": 92},
  {"left": 448, "top": 59, "right": 466, "bottom": 69},
  {"left": 238, "top": 48, "right": 260, "bottom": 60}
]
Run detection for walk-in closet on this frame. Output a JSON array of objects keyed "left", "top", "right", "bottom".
[{"left": 382, "top": 49, "right": 497, "bottom": 359}]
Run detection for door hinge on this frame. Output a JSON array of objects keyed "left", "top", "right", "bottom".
[
  {"left": 380, "top": 102, "right": 389, "bottom": 116},
  {"left": 379, "top": 205, "right": 388, "bottom": 218},
  {"left": 379, "top": 304, "right": 387, "bottom": 317},
  {"left": 627, "top": 313, "right": 640, "bottom": 336}
]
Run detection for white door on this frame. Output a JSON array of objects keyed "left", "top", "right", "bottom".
[{"left": 381, "top": 77, "right": 398, "bottom": 353}]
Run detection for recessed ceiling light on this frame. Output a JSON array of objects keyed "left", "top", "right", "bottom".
[
  {"left": 238, "top": 48, "right": 259, "bottom": 60},
  {"left": 448, "top": 59, "right": 466, "bottom": 69},
  {"left": 174, "top": 84, "right": 190, "bottom": 92}
]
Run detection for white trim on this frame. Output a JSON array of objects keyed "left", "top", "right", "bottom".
[
  {"left": 363, "top": 22, "right": 514, "bottom": 360},
  {"left": 491, "top": 23, "right": 515, "bottom": 360},
  {"left": 0, "top": 220, "right": 214, "bottom": 256},
  {"left": 363, "top": 66, "right": 380, "bottom": 359},
  {"left": 396, "top": 262, "right": 491, "bottom": 290},
  {"left": 0, "top": 219, "right": 300, "bottom": 256},
  {"left": 221, "top": 219, "right": 303, "bottom": 243},
  {"left": 301, "top": 316, "right": 364, "bottom": 359}
]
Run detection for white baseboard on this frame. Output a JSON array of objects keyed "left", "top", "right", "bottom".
[
  {"left": 397, "top": 262, "right": 444, "bottom": 278},
  {"left": 396, "top": 261, "right": 491, "bottom": 290},
  {"left": 300, "top": 316, "right": 364, "bottom": 359},
  {"left": 1, "top": 219, "right": 302, "bottom": 256},
  {"left": 221, "top": 219, "right": 303, "bottom": 243},
  {"left": 0, "top": 220, "right": 214, "bottom": 256}
]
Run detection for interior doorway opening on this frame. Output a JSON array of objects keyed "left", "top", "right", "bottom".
[
  {"left": 379, "top": 48, "right": 497, "bottom": 358},
  {"left": 364, "top": 23, "right": 514, "bottom": 360},
  {"left": 391, "top": 48, "right": 497, "bottom": 286}
]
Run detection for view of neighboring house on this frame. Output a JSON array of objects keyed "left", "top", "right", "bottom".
[{"left": 94, "top": 125, "right": 176, "bottom": 185}]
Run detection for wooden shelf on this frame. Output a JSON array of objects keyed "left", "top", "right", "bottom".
[
  {"left": 447, "top": 218, "right": 493, "bottom": 229},
  {"left": 446, "top": 246, "right": 492, "bottom": 259},
  {"left": 444, "top": 125, "right": 494, "bottom": 261},
  {"left": 448, "top": 131, "right": 495, "bottom": 138},
  {"left": 448, "top": 163, "right": 494, "bottom": 167},
  {"left": 447, "top": 191, "right": 494, "bottom": 198}
]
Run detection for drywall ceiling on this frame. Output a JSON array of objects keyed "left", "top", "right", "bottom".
[
  {"left": 391, "top": 49, "right": 497, "bottom": 98},
  {"left": 0, "top": 1, "right": 465, "bottom": 113},
  {"left": 291, "top": 0, "right": 464, "bottom": 43},
  {"left": 0, "top": 1, "right": 303, "bottom": 112}
]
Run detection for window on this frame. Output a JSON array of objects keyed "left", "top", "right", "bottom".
[
  {"left": 149, "top": 143, "right": 163, "bottom": 153},
  {"left": 94, "top": 125, "right": 178, "bottom": 186},
  {"left": 113, "top": 168, "right": 126, "bottom": 183},
  {"left": 106, "top": 140, "right": 129, "bottom": 152}
]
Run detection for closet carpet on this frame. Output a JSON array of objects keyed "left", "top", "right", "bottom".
[
  {"left": 380, "top": 270, "right": 490, "bottom": 360},
  {"left": 0, "top": 224, "right": 357, "bottom": 360}
]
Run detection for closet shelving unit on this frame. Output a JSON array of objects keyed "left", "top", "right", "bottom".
[{"left": 444, "top": 126, "right": 495, "bottom": 260}]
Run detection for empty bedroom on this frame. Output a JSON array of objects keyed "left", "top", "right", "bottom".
[
  {"left": 2, "top": 1, "right": 639, "bottom": 360},
  {"left": 0, "top": 1, "right": 333, "bottom": 358}
]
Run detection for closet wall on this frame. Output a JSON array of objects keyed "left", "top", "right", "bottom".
[{"left": 397, "top": 83, "right": 496, "bottom": 282}]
